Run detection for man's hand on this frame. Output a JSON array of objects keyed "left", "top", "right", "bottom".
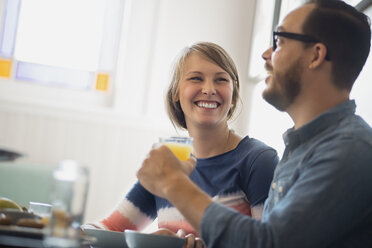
[
  {"left": 137, "top": 145, "right": 196, "bottom": 198},
  {"left": 138, "top": 144, "right": 213, "bottom": 233}
]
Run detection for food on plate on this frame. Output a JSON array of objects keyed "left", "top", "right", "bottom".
[
  {"left": 0, "top": 197, "right": 23, "bottom": 211},
  {"left": 0, "top": 213, "right": 11, "bottom": 225},
  {"left": 41, "top": 216, "right": 50, "bottom": 226},
  {"left": 16, "top": 218, "right": 45, "bottom": 229},
  {"left": 0, "top": 200, "right": 46, "bottom": 229}
]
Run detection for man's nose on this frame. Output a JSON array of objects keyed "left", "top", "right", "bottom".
[{"left": 262, "top": 46, "right": 273, "bottom": 61}]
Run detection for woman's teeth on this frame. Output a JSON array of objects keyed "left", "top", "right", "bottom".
[{"left": 197, "top": 102, "right": 217, "bottom": 109}]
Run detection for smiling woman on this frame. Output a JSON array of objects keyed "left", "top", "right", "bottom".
[
  {"left": 166, "top": 42, "right": 240, "bottom": 132},
  {"left": 176, "top": 53, "right": 235, "bottom": 133},
  {"left": 83, "top": 42, "right": 278, "bottom": 243}
]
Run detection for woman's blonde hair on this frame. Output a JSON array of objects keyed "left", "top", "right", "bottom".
[{"left": 166, "top": 41, "right": 241, "bottom": 130}]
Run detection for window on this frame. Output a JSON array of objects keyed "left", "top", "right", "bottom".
[
  {"left": 247, "top": 0, "right": 275, "bottom": 80},
  {"left": 350, "top": 4, "right": 372, "bottom": 126},
  {"left": 248, "top": 0, "right": 293, "bottom": 157},
  {"left": 0, "top": 0, "right": 124, "bottom": 107}
]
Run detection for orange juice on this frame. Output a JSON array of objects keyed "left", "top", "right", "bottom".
[
  {"left": 164, "top": 142, "right": 193, "bottom": 161},
  {"left": 160, "top": 137, "right": 193, "bottom": 161}
]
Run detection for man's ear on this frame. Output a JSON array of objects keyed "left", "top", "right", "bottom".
[{"left": 309, "top": 43, "right": 328, "bottom": 69}]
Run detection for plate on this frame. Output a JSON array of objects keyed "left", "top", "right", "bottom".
[
  {"left": 124, "top": 230, "right": 185, "bottom": 248},
  {"left": 0, "top": 210, "right": 44, "bottom": 239},
  {"left": 0, "top": 209, "right": 39, "bottom": 225},
  {"left": 83, "top": 228, "right": 128, "bottom": 248},
  {"left": 0, "top": 225, "right": 44, "bottom": 239}
]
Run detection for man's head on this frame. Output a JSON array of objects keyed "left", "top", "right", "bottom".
[
  {"left": 302, "top": 0, "right": 371, "bottom": 91},
  {"left": 262, "top": 0, "right": 371, "bottom": 111}
]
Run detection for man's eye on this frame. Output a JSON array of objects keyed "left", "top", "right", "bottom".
[{"left": 276, "top": 37, "right": 283, "bottom": 44}]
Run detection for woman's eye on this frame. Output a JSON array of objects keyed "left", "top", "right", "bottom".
[
  {"left": 189, "top": 77, "right": 202, "bottom": 81},
  {"left": 216, "top": 78, "right": 228, "bottom": 82}
]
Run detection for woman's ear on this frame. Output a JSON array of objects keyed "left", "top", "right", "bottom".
[
  {"left": 173, "top": 93, "right": 179, "bottom": 102},
  {"left": 309, "top": 43, "right": 328, "bottom": 69}
]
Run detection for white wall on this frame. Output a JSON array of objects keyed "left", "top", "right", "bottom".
[{"left": 0, "top": 0, "right": 258, "bottom": 226}]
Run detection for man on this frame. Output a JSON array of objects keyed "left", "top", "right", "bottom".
[{"left": 138, "top": 0, "right": 372, "bottom": 247}]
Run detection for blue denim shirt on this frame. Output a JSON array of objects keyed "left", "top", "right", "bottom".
[{"left": 201, "top": 100, "right": 372, "bottom": 248}]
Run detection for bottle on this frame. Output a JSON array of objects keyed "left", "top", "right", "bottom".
[{"left": 44, "top": 160, "right": 89, "bottom": 247}]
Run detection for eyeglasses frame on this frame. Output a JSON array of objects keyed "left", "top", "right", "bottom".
[{"left": 273, "top": 31, "right": 331, "bottom": 60}]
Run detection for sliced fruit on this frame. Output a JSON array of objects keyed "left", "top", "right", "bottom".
[{"left": 0, "top": 197, "right": 23, "bottom": 211}]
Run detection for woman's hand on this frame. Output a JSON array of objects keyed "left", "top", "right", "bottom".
[{"left": 152, "top": 228, "right": 206, "bottom": 248}]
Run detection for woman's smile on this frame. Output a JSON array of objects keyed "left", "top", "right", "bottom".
[
  {"left": 195, "top": 100, "right": 220, "bottom": 109},
  {"left": 177, "top": 53, "right": 233, "bottom": 128}
]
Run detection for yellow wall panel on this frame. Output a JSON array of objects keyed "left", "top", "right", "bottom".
[
  {"left": 0, "top": 59, "right": 12, "bottom": 78},
  {"left": 96, "top": 73, "right": 109, "bottom": 91}
]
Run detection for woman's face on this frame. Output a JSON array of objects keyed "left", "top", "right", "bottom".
[{"left": 176, "top": 53, "right": 234, "bottom": 129}]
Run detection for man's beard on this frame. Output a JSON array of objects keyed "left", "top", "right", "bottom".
[{"left": 263, "top": 59, "right": 303, "bottom": 111}]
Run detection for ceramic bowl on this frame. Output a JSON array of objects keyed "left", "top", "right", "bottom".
[
  {"left": 83, "top": 228, "right": 128, "bottom": 248},
  {"left": 124, "top": 230, "right": 185, "bottom": 248}
]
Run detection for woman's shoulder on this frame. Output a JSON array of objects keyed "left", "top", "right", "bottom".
[
  {"left": 235, "top": 136, "right": 279, "bottom": 166},
  {"left": 238, "top": 136, "right": 277, "bottom": 153}
]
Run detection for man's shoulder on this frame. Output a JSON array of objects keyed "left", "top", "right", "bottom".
[
  {"left": 303, "top": 114, "right": 372, "bottom": 173},
  {"left": 335, "top": 113, "right": 372, "bottom": 146},
  {"left": 293, "top": 114, "right": 372, "bottom": 172}
]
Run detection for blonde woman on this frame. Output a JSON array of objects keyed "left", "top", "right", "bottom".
[{"left": 84, "top": 42, "right": 278, "bottom": 244}]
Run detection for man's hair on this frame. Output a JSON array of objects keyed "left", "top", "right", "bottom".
[
  {"left": 303, "top": 0, "right": 371, "bottom": 91},
  {"left": 166, "top": 42, "right": 240, "bottom": 130}
]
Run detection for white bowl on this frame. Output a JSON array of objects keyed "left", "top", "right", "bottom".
[
  {"left": 83, "top": 228, "right": 128, "bottom": 248},
  {"left": 124, "top": 230, "right": 185, "bottom": 248}
]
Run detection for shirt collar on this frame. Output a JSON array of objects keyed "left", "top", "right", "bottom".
[{"left": 283, "top": 100, "right": 356, "bottom": 149}]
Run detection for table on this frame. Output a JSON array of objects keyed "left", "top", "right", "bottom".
[
  {"left": 0, "top": 234, "right": 44, "bottom": 248},
  {"left": 0, "top": 232, "right": 92, "bottom": 248}
]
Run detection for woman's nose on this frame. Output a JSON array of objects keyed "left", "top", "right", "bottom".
[{"left": 201, "top": 80, "right": 216, "bottom": 95}]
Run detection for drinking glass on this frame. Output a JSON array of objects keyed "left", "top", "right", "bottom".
[
  {"left": 29, "top": 201, "right": 52, "bottom": 225},
  {"left": 159, "top": 137, "right": 193, "bottom": 161},
  {"left": 44, "top": 160, "right": 89, "bottom": 247}
]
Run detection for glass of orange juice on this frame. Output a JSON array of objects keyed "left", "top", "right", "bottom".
[{"left": 159, "top": 136, "right": 193, "bottom": 161}]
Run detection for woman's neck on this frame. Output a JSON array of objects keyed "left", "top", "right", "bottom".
[{"left": 188, "top": 125, "right": 242, "bottom": 159}]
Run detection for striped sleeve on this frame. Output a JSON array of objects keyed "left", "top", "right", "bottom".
[{"left": 101, "top": 181, "right": 157, "bottom": 231}]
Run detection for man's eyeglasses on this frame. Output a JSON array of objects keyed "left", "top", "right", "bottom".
[{"left": 273, "top": 31, "right": 330, "bottom": 60}]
